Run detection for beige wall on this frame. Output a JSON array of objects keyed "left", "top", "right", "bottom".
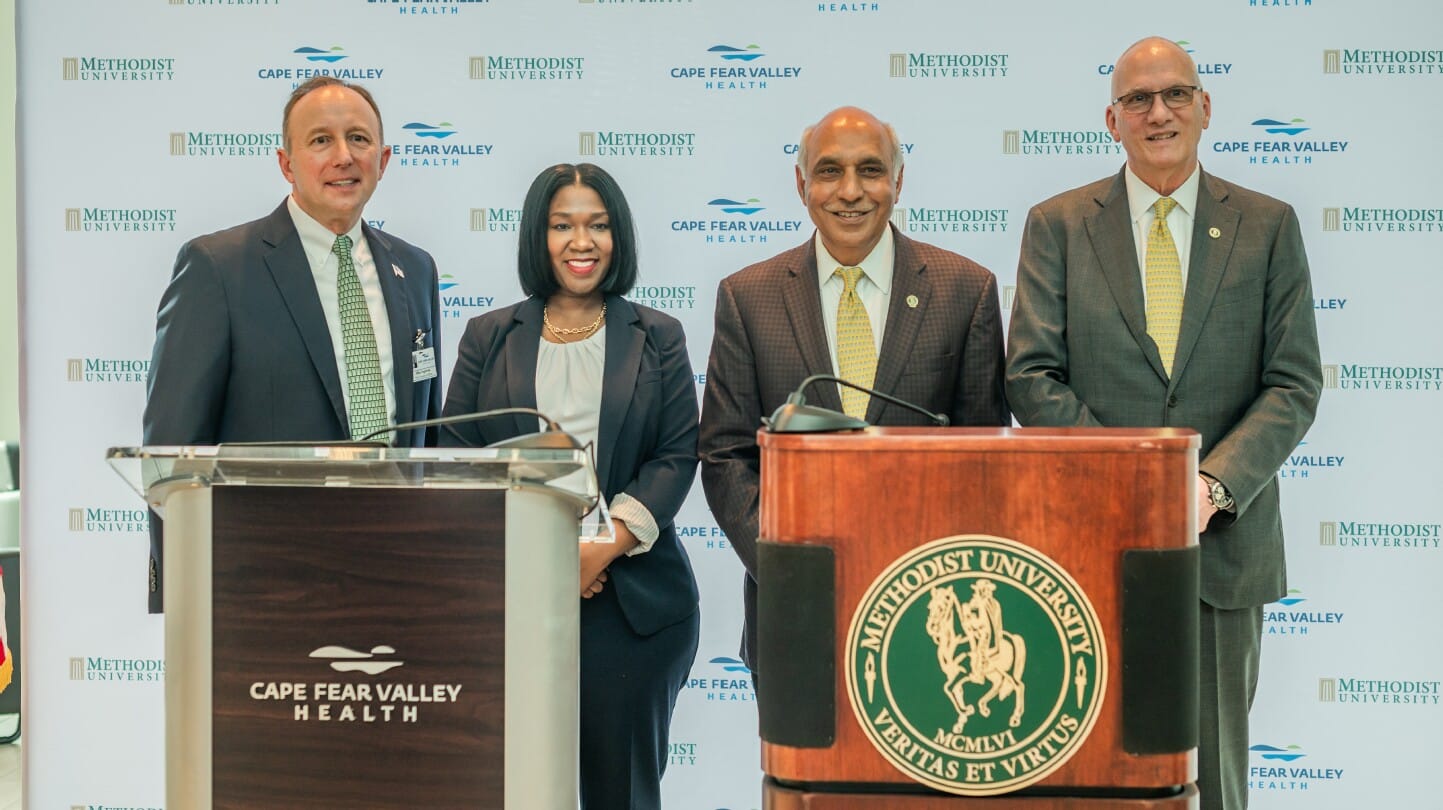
[{"left": 1, "top": 0, "right": 18, "bottom": 444}]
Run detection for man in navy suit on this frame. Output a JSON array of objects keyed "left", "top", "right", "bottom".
[{"left": 142, "top": 77, "right": 443, "bottom": 611}]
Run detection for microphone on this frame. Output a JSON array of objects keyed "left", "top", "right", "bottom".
[
  {"left": 363, "top": 407, "right": 583, "bottom": 450},
  {"left": 765, "top": 374, "right": 949, "bottom": 433}
]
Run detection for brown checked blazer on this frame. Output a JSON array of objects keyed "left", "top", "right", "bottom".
[
  {"left": 698, "top": 225, "right": 1010, "bottom": 673},
  {"left": 1006, "top": 169, "right": 1323, "bottom": 610}
]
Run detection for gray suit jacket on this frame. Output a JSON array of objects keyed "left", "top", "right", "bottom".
[
  {"left": 699, "top": 226, "right": 1010, "bottom": 671},
  {"left": 142, "top": 200, "right": 443, "bottom": 611},
  {"left": 1006, "top": 169, "right": 1322, "bottom": 609}
]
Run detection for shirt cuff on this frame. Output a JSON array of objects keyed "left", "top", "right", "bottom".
[{"left": 610, "top": 493, "right": 659, "bottom": 556}]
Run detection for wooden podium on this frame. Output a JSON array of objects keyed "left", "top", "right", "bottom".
[
  {"left": 110, "top": 444, "right": 594, "bottom": 810},
  {"left": 756, "top": 428, "right": 1200, "bottom": 808}
]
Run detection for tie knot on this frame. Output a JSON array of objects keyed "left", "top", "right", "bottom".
[
  {"left": 1153, "top": 197, "right": 1178, "bottom": 219},
  {"left": 835, "top": 266, "right": 865, "bottom": 292},
  {"left": 333, "top": 234, "right": 353, "bottom": 260}
]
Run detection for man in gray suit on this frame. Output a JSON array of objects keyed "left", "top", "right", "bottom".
[
  {"left": 143, "top": 76, "right": 442, "bottom": 611},
  {"left": 1005, "top": 38, "right": 1322, "bottom": 809},
  {"left": 700, "top": 106, "right": 1010, "bottom": 682}
]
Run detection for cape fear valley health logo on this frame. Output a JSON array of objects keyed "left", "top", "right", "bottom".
[
  {"left": 1210, "top": 116, "right": 1349, "bottom": 167},
  {"left": 365, "top": 0, "right": 490, "bottom": 16},
  {"left": 1280, "top": 440, "right": 1341, "bottom": 480},
  {"left": 892, "top": 206, "right": 1009, "bottom": 234},
  {"left": 1322, "top": 205, "right": 1443, "bottom": 234},
  {"left": 579, "top": 130, "right": 697, "bottom": 159},
  {"left": 1002, "top": 128, "right": 1121, "bottom": 157},
  {"left": 66, "top": 358, "right": 150, "bottom": 383},
  {"left": 1324, "top": 47, "right": 1443, "bottom": 76},
  {"left": 469, "top": 55, "right": 584, "bottom": 81},
  {"left": 68, "top": 506, "right": 148, "bottom": 534},
  {"left": 818, "top": 1, "right": 882, "bottom": 12},
  {"left": 66, "top": 207, "right": 176, "bottom": 233},
  {"left": 669, "top": 44, "right": 802, "bottom": 91},
  {"left": 437, "top": 273, "right": 497, "bottom": 321},
  {"left": 889, "top": 50, "right": 1008, "bottom": 79},
  {"left": 251, "top": 644, "right": 463, "bottom": 723},
  {"left": 846, "top": 535, "right": 1105, "bottom": 796},
  {"left": 675, "top": 522, "right": 730, "bottom": 551},
  {"left": 1322, "top": 363, "right": 1443, "bottom": 392},
  {"left": 1097, "top": 39, "right": 1232, "bottom": 77},
  {"left": 69, "top": 656, "right": 164, "bottom": 683},
  {"left": 170, "top": 130, "right": 282, "bottom": 158},
  {"left": 255, "top": 46, "right": 385, "bottom": 83},
  {"left": 670, "top": 197, "right": 805, "bottom": 246},
  {"left": 1319, "top": 519, "right": 1441, "bottom": 550},
  {"left": 683, "top": 656, "right": 755, "bottom": 702},
  {"left": 1248, "top": 743, "right": 1344, "bottom": 793},
  {"left": 62, "top": 56, "right": 175, "bottom": 81},
  {"left": 1318, "top": 676, "right": 1441, "bottom": 706},
  {"left": 1265, "top": 589, "right": 1344, "bottom": 637},
  {"left": 390, "top": 121, "right": 494, "bottom": 168}
]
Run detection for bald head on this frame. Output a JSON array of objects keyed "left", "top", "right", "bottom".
[
  {"left": 796, "top": 106, "right": 904, "bottom": 181},
  {"left": 1110, "top": 37, "right": 1201, "bottom": 100}
]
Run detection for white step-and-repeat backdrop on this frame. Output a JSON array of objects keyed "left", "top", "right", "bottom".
[{"left": 18, "top": 1, "right": 1441, "bottom": 807}]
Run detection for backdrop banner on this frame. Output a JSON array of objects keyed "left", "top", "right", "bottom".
[{"left": 18, "top": 1, "right": 1441, "bottom": 807}]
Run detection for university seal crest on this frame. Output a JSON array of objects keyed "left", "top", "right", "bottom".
[{"left": 845, "top": 535, "right": 1106, "bottom": 795}]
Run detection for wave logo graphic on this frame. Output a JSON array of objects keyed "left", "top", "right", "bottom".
[
  {"left": 709, "top": 656, "right": 751, "bottom": 675},
  {"left": 439, "top": 274, "right": 460, "bottom": 291},
  {"left": 403, "top": 122, "right": 457, "bottom": 139},
  {"left": 1175, "top": 39, "right": 1197, "bottom": 54},
  {"left": 1252, "top": 117, "right": 1309, "bottom": 136},
  {"left": 709, "top": 44, "right": 763, "bottom": 62},
  {"left": 1276, "top": 588, "right": 1306, "bottom": 607},
  {"left": 310, "top": 644, "right": 405, "bottom": 675},
  {"left": 295, "top": 46, "right": 347, "bottom": 64},
  {"left": 708, "top": 197, "right": 765, "bottom": 215},
  {"left": 1251, "top": 743, "right": 1306, "bottom": 763}
]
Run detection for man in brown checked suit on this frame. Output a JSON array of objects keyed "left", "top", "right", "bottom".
[{"left": 698, "top": 106, "right": 1010, "bottom": 683}]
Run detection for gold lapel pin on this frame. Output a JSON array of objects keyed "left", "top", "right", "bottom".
[
  {"left": 1208, "top": 227, "right": 1221, "bottom": 239},
  {"left": 906, "top": 294, "right": 919, "bottom": 308}
]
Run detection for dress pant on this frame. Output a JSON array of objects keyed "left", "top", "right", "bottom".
[
  {"left": 579, "top": 581, "right": 700, "bottom": 810},
  {"left": 1198, "top": 602, "right": 1264, "bottom": 810}
]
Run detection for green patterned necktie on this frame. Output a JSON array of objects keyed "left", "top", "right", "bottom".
[
  {"left": 333, "top": 234, "right": 389, "bottom": 439},
  {"left": 1145, "top": 197, "right": 1184, "bottom": 377},
  {"left": 834, "top": 266, "right": 877, "bottom": 420}
]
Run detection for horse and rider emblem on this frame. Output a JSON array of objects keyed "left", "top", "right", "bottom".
[{"left": 845, "top": 535, "right": 1106, "bottom": 796}]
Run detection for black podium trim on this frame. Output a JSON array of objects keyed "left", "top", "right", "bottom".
[
  {"left": 1121, "top": 546, "right": 1200, "bottom": 754},
  {"left": 758, "top": 540, "right": 835, "bottom": 747}
]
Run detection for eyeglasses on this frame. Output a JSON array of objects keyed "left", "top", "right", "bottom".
[{"left": 1112, "top": 85, "right": 1200, "bottom": 114}]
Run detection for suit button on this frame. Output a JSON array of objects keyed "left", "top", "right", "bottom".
[{"left": 1167, "top": 395, "right": 1178, "bottom": 408}]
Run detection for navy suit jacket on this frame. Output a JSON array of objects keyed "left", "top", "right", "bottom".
[
  {"left": 440, "top": 295, "right": 700, "bottom": 637},
  {"left": 142, "top": 199, "right": 443, "bottom": 610}
]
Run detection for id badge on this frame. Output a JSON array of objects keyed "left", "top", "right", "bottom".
[{"left": 412, "top": 347, "right": 437, "bottom": 382}]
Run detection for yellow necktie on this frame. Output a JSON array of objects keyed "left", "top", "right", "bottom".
[
  {"left": 834, "top": 266, "right": 877, "bottom": 419},
  {"left": 1145, "top": 197, "right": 1184, "bottom": 376}
]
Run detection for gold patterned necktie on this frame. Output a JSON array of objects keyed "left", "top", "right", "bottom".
[
  {"left": 1145, "top": 197, "right": 1184, "bottom": 377},
  {"left": 334, "top": 234, "right": 389, "bottom": 440},
  {"left": 834, "top": 266, "right": 877, "bottom": 420}
]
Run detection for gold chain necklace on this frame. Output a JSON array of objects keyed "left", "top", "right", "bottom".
[{"left": 543, "top": 302, "right": 606, "bottom": 342}]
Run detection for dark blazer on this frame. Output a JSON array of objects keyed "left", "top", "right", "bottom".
[
  {"left": 142, "top": 199, "right": 443, "bottom": 610},
  {"left": 440, "top": 295, "right": 700, "bottom": 637},
  {"left": 1006, "top": 169, "right": 1323, "bottom": 609},
  {"left": 698, "top": 226, "right": 1010, "bottom": 671}
]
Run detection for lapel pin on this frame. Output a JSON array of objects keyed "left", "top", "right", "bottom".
[
  {"left": 1208, "top": 227, "right": 1221, "bottom": 239},
  {"left": 392, "top": 264, "right": 405, "bottom": 278},
  {"left": 906, "top": 294, "right": 919, "bottom": 308}
]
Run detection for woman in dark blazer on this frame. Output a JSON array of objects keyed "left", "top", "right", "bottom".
[{"left": 441, "top": 163, "right": 700, "bottom": 810}]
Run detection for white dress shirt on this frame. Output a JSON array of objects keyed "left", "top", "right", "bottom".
[
  {"left": 1124, "top": 164, "right": 1202, "bottom": 309},
  {"left": 287, "top": 196, "right": 396, "bottom": 424},
  {"left": 814, "top": 227, "right": 894, "bottom": 392},
  {"left": 535, "top": 327, "right": 658, "bottom": 556}
]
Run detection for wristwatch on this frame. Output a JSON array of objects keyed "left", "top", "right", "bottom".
[{"left": 1203, "top": 475, "right": 1235, "bottom": 512}]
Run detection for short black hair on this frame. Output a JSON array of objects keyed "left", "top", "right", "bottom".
[{"left": 517, "top": 163, "right": 639, "bottom": 298}]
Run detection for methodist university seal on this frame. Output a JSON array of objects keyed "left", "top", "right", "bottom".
[{"left": 845, "top": 534, "right": 1106, "bottom": 796}]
